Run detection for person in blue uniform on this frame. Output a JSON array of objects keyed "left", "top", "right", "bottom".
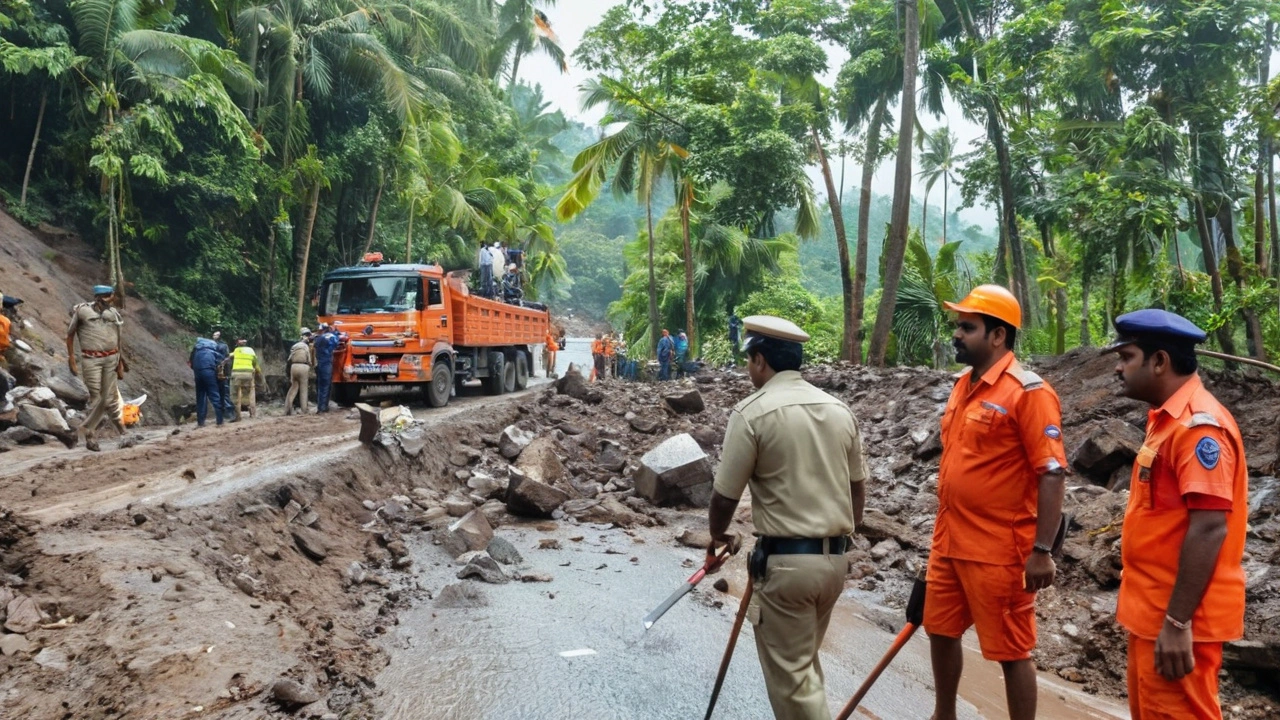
[{"left": 313, "top": 323, "right": 341, "bottom": 412}]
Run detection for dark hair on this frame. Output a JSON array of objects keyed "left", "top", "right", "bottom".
[
  {"left": 747, "top": 337, "right": 803, "bottom": 372},
  {"left": 980, "top": 315, "right": 1018, "bottom": 349},
  {"left": 1135, "top": 338, "right": 1198, "bottom": 375}
]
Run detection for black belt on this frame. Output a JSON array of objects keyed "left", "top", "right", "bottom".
[{"left": 760, "top": 535, "right": 849, "bottom": 555}]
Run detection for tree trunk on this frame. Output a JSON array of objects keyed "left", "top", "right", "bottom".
[
  {"left": 1257, "top": 26, "right": 1271, "bottom": 275},
  {"left": 1216, "top": 204, "right": 1267, "bottom": 361},
  {"left": 113, "top": 178, "right": 127, "bottom": 308},
  {"left": 680, "top": 187, "right": 696, "bottom": 353},
  {"left": 1055, "top": 286, "right": 1067, "bottom": 355},
  {"left": 1079, "top": 280, "right": 1091, "bottom": 347},
  {"left": 263, "top": 220, "right": 277, "bottom": 327},
  {"left": 294, "top": 181, "right": 322, "bottom": 331},
  {"left": 994, "top": 223, "right": 1009, "bottom": 285},
  {"left": 942, "top": 173, "right": 949, "bottom": 247},
  {"left": 361, "top": 172, "right": 385, "bottom": 258},
  {"left": 957, "top": 5, "right": 1031, "bottom": 314},
  {"left": 20, "top": 90, "right": 46, "bottom": 207},
  {"left": 921, "top": 189, "right": 929, "bottom": 248},
  {"left": 867, "top": 0, "right": 918, "bottom": 367},
  {"left": 812, "top": 127, "right": 856, "bottom": 362},
  {"left": 1192, "top": 198, "right": 1237, "bottom": 355},
  {"left": 851, "top": 93, "right": 889, "bottom": 365},
  {"left": 405, "top": 200, "right": 415, "bottom": 263},
  {"left": 646, "top": 195, "right": 659, "bottom": 355},
  {"left": 1270, "top": 138, "right": 1279, "bottom": 279},
  {"left": 508, "top": 48, "right": 524, "bottom": 94}
]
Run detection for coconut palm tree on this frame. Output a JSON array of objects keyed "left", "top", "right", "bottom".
[
  {"left": 68, "top": 0, "right": 256, "bottom": 303},
  {"left": 556, "top": 77, "right": 687, "bottom": 354},
  {"left": 918, "top": 125, "right": 959, "bottom": 248},
  {"left": 488, "top": 0, "right": 567, "bottom": 91}
]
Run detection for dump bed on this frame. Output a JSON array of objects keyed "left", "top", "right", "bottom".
[{"left": 445, "top": 276, "right": 548, "bottom": 346}]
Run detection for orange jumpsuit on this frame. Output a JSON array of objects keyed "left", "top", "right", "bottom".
[
  {"left": 1118, "top": 374, "right": 1246, "bottom": 720},
  {"left": 924, "top": 351, "right": 1067, "bottom": 661},
  {"left": 590, "top": 338, "right": 604, "bottom": 381}
]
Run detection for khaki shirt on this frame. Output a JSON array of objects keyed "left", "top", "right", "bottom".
[
  {"left": 67, "top": 302, "right": 123, "bottom": 353},
  {"left": 713, "top": 370, "right": 866, "bottom": 538},
  {"left": 288, "top": 341, "right": 314, "bottom": 367}
]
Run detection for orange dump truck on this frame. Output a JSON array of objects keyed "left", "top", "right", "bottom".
[{"left": 316, "top": 258, "right": 549, "bottom": 407}]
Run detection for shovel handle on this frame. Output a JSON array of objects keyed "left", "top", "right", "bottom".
[
  {"left": 835, "top": 622, "right": 919, "bottom": 720},
  {"left": 689, "top": 545, "right": 732, "bottom": 585}
]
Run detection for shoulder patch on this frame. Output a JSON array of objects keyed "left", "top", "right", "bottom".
[
  {"left": 1045, "top": 424, "right": 1062, "bottom": 440},
  {"left": 1195, "top": 437, "right": 1221, "bottom": 470},
  {"left": 1186, "top": 412, "right": 1221, "bottom": 429},
  {"left": 1007, "top": 361, "right": 1044, "bottom": 390}
]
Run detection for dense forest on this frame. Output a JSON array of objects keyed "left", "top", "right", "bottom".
[{"left": 2, "top": 0, "right": 1279, "bottom": 370}]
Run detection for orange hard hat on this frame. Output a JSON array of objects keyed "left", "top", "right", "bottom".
[{"left": 944, "top": 284, "right": 1022, "bottom": 328}]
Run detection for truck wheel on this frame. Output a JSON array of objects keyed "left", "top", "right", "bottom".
[
  {"left": 514, "top": 351, "right": 529, "bottom": 390},
  {"left": 426, "top": 360, "right": 452, "bottom": 408},
  {"left": 503, "top": 357, "right": 517, "bottom": 394},
  {"left": 333, "top": 383, "right": 360, "bottom": 407},
  {"left": 485, "top": 352, "right": 505, "bottom": 396}
]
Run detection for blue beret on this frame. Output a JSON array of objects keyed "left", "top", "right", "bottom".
[
  {"left": 1105, "top": 309, "right": 1206, "bottom": 351},
  {"left": 92, "top": 285, "right": 114, "bottom": 296}
]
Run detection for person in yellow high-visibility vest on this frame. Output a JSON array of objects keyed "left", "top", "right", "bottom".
[{"left": 229, "top": 338, "right": 263, "bottom": 422}]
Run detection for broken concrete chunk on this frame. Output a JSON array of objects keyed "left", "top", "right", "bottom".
[
  {"left": 467, "top": 472, "right": 508, "bottom": 500},
  {"left": 634, "top": 433, "right": 714, "bottom": 507},
  {"left": 1070, "top": 417, "right": 1143, "bottom": 483},
  {"left": 515, "top": 436, "right": 566, "bottom": 486},
  {"left": 272, "top": 678, "right": 321, "bottom": 706}
]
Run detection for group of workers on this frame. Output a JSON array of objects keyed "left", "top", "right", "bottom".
[
  {"left": 282, "top": 324, "right": 342, "bottom": 414},
  {"left": 589, "top": 332, "right": 627, "bottom": 382},
  {"left": 709, "top": 285, "right": 1246, "bottom": 720},
  {"left": 656, "top": 328, "right": 689, "bottom": 380},
  {"left": 477, "top": 241, "right": 524, "bottom": 304}
]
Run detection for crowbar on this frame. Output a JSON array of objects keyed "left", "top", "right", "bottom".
[
  {"left": 835, "top": 575, "right": 927, "bottom": 720},
  {"left": 703, "top": 575, "right": 753, "bottom": 720},
  {"left": 643, "top": 546, "right": 731, "bottom": 630}
]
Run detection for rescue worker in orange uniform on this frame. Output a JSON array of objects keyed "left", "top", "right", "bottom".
[
  {"left": 590, "top": 334, "right": 605, "bottom": 382},
  {"left": 603, "top": 333, "right": 616, "bottom": 379},
  {"left": 926, "top": 285, "right": 1068, "bottom": 720},
  {"left": 543, "top": 330, "right": 559, "bottom": 378},
  {"left": 1106, "top": 309, "right": 1246, "bottom": 720}
]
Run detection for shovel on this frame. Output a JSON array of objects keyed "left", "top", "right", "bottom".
[
  {"left": 643, "top": 546, "right": 732, "bottom": 630},
  {"left": 702, "top": 574, "right": 753, "bottom": 720},
  {"left": 835, "top": 575, "right": 927, "bottom": 720}
]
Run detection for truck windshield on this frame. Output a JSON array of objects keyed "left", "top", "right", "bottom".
[{"left": 322, "top": 275, "right": 420, "bottom": 314}]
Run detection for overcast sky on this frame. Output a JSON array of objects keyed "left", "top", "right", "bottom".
[{"left": 521, "top": 0, "right": 999, "bottom": 230}]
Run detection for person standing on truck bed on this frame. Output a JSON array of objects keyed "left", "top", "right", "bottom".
[
  {"left": 502, "top": 263, "right": 522, "bottom": 304},
  {"left": 490, "top": 242, "right": 505, "bottom": 294},
  {"left": 477, "top": 242, "right": 494, "bottom": 298},
  {"left": 285, "top": 329, "right": 314, "bottom": 415},
  {"left": 314, "top": 323, "right": 340, "bottom": 413}
]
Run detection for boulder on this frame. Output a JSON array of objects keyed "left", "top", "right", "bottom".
[
  {"left": 498, "top": 424, "right": 535, "bottom": 459},
  {"left": 629, "top": 415, "right": 660, "bottom": 434},
  {"left": 596, "top": 441, "right": 627, "bottom": 473},
  {"left": 633, "top": 433, "right": 714, "bottom": 507},
  {"left": 1070, "top": 418, "right": 1143, "bottom": 483},
  {"left": 913, "top": 428, "right": 942, "bottom": 460},
  {"left": 486, "top": 536, "right": 524, "bottom": 565},
  {"left": 506, "top": 467, "right": 569, "bottom": 518},
  {"left": 554, "top": 371, "right": 589, "bottom": 400},
  {"left": 2, "top": 426, "right": 45, "bottom": 446},
  {"left": 271, "top": 678, "right": 321, "bottom": 706},
  {"left": 439, "top": 510, "right": 494, "bottom": 558},
  {"left": 397, "top": 428, "right": 426, "bottom": 457},
  {"left": 1224, "top": 640, "right": 1280, "bottom": 679},
  {"left": 290, "top": 527, "right": 330, "bottom": 562},
  {"left": 457, "top": 552, "right": 509, "bottom": 584},
  {"left": 663, "top": 389, "right": 705, "bottom": 415},
  {"left": 516, "top": 436, "right": 566, "bottom": 486},
  {"left": 562, "top": 496, "right": 652, "bottom": 527},
  {"left": 466, "top": 471, "right": 508, "bottom": 500},
  {"left": 4, "top": 595, "right": 44, "bottom": 634},
  {"left": 46, "top": 372, "right": 89, "bottom": 408},
  {"left": 443, "top": 494, "right": 474, "bottom": 517},
  {"left": 0, "top": 633, "right": 32, "bottom": 656},
  {"left": 17, "top": 404, "right": 69, "bottom": 435},
  {"left": 12, "top": 386, "right": 58, "bottom": 409}
]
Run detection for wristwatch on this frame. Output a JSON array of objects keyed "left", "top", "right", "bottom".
[{"left": 1032, "top": 543, "right": 1053, "bottom": 555}]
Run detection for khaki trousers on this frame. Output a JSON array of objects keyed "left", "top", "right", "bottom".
[
  {"left": 80, "top": 354, "right": 122, "bottom": 439},
  {"left": 285, "top": 363, "right": 310, "bottom": 414},
  {"left": 231, "top": 370, "right": 256, "bottom": 420},
  {"left": 748, "top": 552, "right": 847, "bottom": 720}
]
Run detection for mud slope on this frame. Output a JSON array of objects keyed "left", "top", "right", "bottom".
[{"left": 0, "top": 210, "right": 194, "bottom": 423}]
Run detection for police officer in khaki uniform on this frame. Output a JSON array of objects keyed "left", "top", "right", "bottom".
[
  {"left": 708, "top": 315, "right": 868, "bottom": 719},
  {"left": 284, "top": 329, "right": 314, "bottom": 415},
  {"left": 66, "top": 284, "right": 127, "bottom": 451}
]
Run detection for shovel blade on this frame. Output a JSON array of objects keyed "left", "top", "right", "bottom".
[{"left": 643, "top": 582, "right": 694, "bottom": 630}]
